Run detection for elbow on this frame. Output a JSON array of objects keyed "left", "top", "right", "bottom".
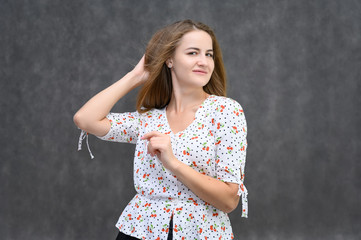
[
  {"left": 73, "top": 112, "right": 109, "bottom": 137},
  {"left": 223, "top": 195, "right": 240, "bottom": 213},
  {"left": 220, "top": 182, "right": 240, "bottom": 213},
  {"left": 73, "top": 111, "right": 87, "bottom": 130}
]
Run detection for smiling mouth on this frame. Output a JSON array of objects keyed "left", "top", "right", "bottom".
[{"left": 193, "top": 70, "right": 207, "bottom": 74}]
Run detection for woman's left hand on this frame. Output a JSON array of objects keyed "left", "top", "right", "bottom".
[{"left": 141, "top": 131, "right": 179, "bottom": 171}]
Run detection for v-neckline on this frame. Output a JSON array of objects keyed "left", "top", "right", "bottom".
[{"left": 164, "top": 95, "right": 212, "bottom": 136}]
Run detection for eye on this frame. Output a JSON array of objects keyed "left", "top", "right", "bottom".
[
  {"left": 206, "top": 53, "right": 214, "bottom": 58},
  {"left": 187, "top": 52, "right": 197, "bottom": 55}
]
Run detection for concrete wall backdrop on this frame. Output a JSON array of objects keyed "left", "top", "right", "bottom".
[{"left": 1, "top": 0, "right": 360, "bottom": 239}]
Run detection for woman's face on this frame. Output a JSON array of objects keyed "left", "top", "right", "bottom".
[{"left": 169, "top": 30, "right": 215, "bottom": 92}]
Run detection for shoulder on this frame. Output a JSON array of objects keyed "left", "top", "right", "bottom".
[
  {"left": 206, "top": 95, "right": 244, "bottom": 113},
  {"left": 205, "top": 95, "right": 246, "bottom": 130},
  {"left": 139, "top": 107, "right": 164, "bottom": 120}
]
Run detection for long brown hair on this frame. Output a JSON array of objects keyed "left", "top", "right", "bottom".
[{"left": 136, "top": 20, "right": 227, "bottom": 113}]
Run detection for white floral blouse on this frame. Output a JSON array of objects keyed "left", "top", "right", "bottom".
[{"left": 83, "top": 95, "right": 248, "bottom": 239}]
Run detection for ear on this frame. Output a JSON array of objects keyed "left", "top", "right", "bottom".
[{"left": 166, "top": 58, "right": 173, "bottom": 68}]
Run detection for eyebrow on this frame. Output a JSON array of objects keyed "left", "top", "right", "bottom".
[{"left": 185, "top": 47, "right": 213, "bottom": 52}]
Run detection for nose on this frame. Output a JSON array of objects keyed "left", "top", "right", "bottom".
[{"left": 196, "top": 55, "right": 208, "bottom": 67}]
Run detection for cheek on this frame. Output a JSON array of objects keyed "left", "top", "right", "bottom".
[{"left": 209, "top": 61, "right": 215, "bottom": 73}]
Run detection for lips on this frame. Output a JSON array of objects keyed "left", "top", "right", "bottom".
[{"left": 193, "top": 69, "right": 207, "bottom": 74}]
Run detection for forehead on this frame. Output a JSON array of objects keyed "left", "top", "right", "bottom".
[{"left": 177, "top": 30, "right": 213, "bottom": 50}]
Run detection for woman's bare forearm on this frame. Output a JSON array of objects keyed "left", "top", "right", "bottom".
[
  {"left": 73, "top": 71, "right": 141, "bottom": 136},
  {"left": 74, "top": 56, "right": 148, "bottom": 136},
  {"left": 142, "top": 131, "right": 240, "bottom": 213},
  {"left": 170, "top": 160, "right": 240, "bottom": 213}
]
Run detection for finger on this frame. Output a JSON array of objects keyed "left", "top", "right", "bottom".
[
  {"left": 147, "top": 143, "right": 156, "bottom": 156},
  {"left": 147, "top": 138, "right": 161, "bottom": 156},
  {"left": 141, "top": 131, "right": 163, "bottom": 140}
]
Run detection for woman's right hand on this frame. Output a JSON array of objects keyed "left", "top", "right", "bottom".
[
  {"left": 74, "top": 55, "right": 149, "bottom": 137},
  {"left": 131, "top": 55, "right": 149, "bottom": 86}
]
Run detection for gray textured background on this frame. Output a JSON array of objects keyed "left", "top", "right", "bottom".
[{"left": 1, "top": 0, "right": 360, "bottom": 239}]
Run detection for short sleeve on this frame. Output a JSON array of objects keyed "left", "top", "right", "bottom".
[
  {"left": 213, "top": 98, "right": 248, "bottom": 217},
  {"left": 214, "top": 99, "right": 247, "bottom": 183},
  {"left": 97, "top": 111, "right": 140, "bottom": 144}
]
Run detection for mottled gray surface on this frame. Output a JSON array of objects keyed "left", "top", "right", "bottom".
[{"left": 1, "top": 0, "right": 360, "bottom": 239}]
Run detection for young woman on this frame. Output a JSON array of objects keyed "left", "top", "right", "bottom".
[{"left": 74, "top": 19, "right": 248, "bottom": 240}]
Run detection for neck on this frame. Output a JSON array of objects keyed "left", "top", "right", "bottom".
[{"left": 167, "top": 89, "right": 209, "bottom": 113}]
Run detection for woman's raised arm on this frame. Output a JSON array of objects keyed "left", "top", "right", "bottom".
[{"left": 73, "top": 56, "right": 148, "bottom": 137}]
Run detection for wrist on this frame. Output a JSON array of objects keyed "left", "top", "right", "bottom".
[
  {"left": 128, "top": 68, "right": 147, "bottom": 86},
  {"left": 167, "top": 156, "right": 183, "bottom": 175},
  {"left": 127, "top": 70, "right": 141, "bottom": 83}
]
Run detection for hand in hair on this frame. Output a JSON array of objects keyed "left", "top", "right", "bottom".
[
  {"left": 131, "top": 55, "right": 149, "bottom": 87},
  {"left": 73, "top": 55, "right": 149, "bottom": 137}
]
